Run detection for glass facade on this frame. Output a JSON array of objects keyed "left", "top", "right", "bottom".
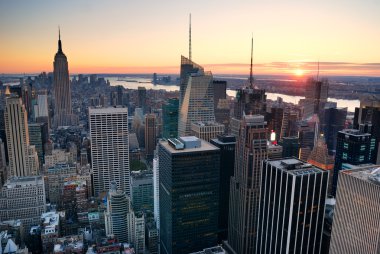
[{"left": 162, "top": 98, "right": 179, "bottom": 139}]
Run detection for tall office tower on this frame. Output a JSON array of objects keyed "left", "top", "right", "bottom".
[
  {"left": 321, "top": 106, "right": 347, "bottom": 153},
  {"left": 191, "top": 121, "right": 225, "bottom": 142},
  {"left": 104, "top": 182, "right": 131, "bottom": 243},
  {"left": 0, "top": 139, "right": 6, "bottom": 185},
  {"left": 89, "top": 107, "right": 130, "bottom": 196},
  {"left": 280, "top": 107, "right": 299, "bottom": 140},
  {"left": 5, "top": 96, "right": 37, "bottom": 177},
  {"left": 162, "top": 98, "right": 179, "bottom": 139},
  {"left": 332, "top": 127, "right": 376, "bottom": 196},
  {"left": 159, "top": 137, "right": 220, "bottom": 254},
  {"left": 53, "top": 29, "right": 76, "bottom": 127},
  {"left": 36, "top": 91, "right": 49, "bottom": 125},
  {"left": 210, "top": 135, "right": 236, "bottom": 242},
  {"left": 257, "top": 158, "right": 328, "bottom": 254},
  {"left": 233, "top": 88, "right": 267, "bottom": 120},
  {"left": 226, "top": 115, "right": 268, "bottom": 254},
  {"left": 298, "top": 114, "right": 319, "bottom": 161},
  {"left": 116, "top": 85, "right": 124, "bottom": 106},
  {"left": 144, "top": 114, "right": 156, "bottom": 159},
  {"left": 130, "top": 170, "right": 153, "bottom": 212},
  {"left": 152, "top": 155, "right": 160, "bottom": 229},
  {"left": 301, "top": 77, "right": 329, "bottom": 119},
  {"left": 329, "top": 165, "right": 380, "bottom": 254},
  {"left": 215, "top": 99, "right": 231, "bottom": 133},
  {"left": 28, "top": 122, "right": 48, "bottom": 165},
  {"left": 267, "top": 142, "right": 283, "bottom": 160},
  {"left": 178, "top": 56, "right": 215, "bottom": 137},
  {"left": 280, "top": 136, "right": 300, "bottom": 158},
  {"left": 268, "top": 106, "right": 284, "bottom": 141},
  {"left": 110, "top": 91, "right": 118, "bottom": 106},
  {"left": 213, "top": 80, "right": 227, "bottom": 110},
  {"left": 0, "top": 176, "right": 46, "bottom": 230},
  {"left": 138, "top": 87, "right": 147, "bottom": 113},
  {"left": 354, "top": 95, "right": 380, "bottom": 164}
]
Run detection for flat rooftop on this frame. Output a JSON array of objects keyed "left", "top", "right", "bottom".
[
  {"left": 89, "top": 107, "right": 128, "bottom": 114},
  {"left": 339, "top": 129, "right": 371, "bottom": 137},
  {"left": 160, "top": 139, "right": 219, "bottom": 154},
  {"left": 4, "top": 176, "right": 44, "bottom": 188},
  {"left": 343, "top": 165, "right": 380, "bottom": 186},
  {"left": 268, "top": 158, "right": 325, "bottom": 176}
]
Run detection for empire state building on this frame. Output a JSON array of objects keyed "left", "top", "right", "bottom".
[{"left": 53, "top": 29, "right": 77, "bottom": 127}]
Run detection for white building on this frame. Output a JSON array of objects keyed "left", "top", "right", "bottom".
[
  {"left": 153, "top": 156, "right": 159, "bottom": 229},
  {"left": 89, "top": 107, "right": 130, "bottom": 196}
]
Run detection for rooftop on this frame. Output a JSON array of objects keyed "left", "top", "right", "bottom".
[
  {"left": 268, "top": 158, "right": 325, "bottom": 176},
  {"left": 343, "top": 165, "right": 380, "bottom": 186},
  {"left": 339, "top": 129, "right": 371, "bottom": 137},
  {"left": 189, "top": 246, "right": 228, "bottom": 254},
  {"left": 4, "top": 176, "right": 44, "bottom": 189},
  {"left": 89, "top": 107, "right": 128, "bottom": 114},
  {"left": 161, "top": 137, "right": 219, "bottom": 154}
]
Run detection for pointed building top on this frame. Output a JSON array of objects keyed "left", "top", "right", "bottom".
[
  {"left": 58, "top": 26, "right": 62, "bottom": 53},
  {"left": 249, "top": 35, "right": 254, "bottom": 88},
  {"left": 189, "top": 14, "right": 192, "bottom": 61}
]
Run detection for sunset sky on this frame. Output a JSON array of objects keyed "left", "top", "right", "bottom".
[{"left": 1, "top": 0, "right": 379, "bottom": 76}]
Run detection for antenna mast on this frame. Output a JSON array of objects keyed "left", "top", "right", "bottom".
[
  {"left": 249, "top": 35, "right": 254, "bottom": 87},
  {"left": 189, "top": 14, "right": 192, "bottom": 60}
]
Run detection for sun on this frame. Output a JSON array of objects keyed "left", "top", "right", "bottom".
[{"left": 294, "top": 69, "right": 304, "bottom": 76}]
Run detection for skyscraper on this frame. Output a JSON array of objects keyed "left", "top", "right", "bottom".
[
  {"left": 329, "top": 165, "right": 380, "bottom": 254},
  {"left": 320, "top": 106, "right": 347, "bottom": 153},
  {"left": 53, "top": 29, "right": 76, "bottom": 127},
  {"left": 159, "top": 137, "right": 220, "bottom": 254},
  {"left": 226, "top": 115, "right": 268, "bottom": 254},
  {"left": 301, "top": 77, "right": 329, "bottom": 119},
  {"left": 138, "top": 87, "right": 147, "bottom": 114},
  {"left": 257, "top": 158, "right": 328, "bottom": 254},
  {"left": 5, "top": 96, "right": 38, "bottom": 177},
  {"left": 210, "top": 135, "right": 236, "bottom": 242},
  {"left": 89, "top": 107, "right": 130, "bottom": 196},
  {"left": 162, "top": 98, "right": 179, "bottom": 139},
  {"left": 145, "top": 114, "right": 156, "bottom": 159},
  {"left": 213, "top": 80, "right": 227, "bottom": 110},
  {"left": 332, "top": 127, "right": 376, "bottom": 196},
  {"left": 178, "top": 56, "right": 215, "bottom": 136}
]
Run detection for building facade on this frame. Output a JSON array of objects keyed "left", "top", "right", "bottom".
[
  {"left": 159, "top": 137, "right": 220, "bottom": 254},
  {"left": 89, "top": 107, "right": 130, "bottom": 196},
  {"left": 162, "top": 98, "right": 179, "bottom": 139}
]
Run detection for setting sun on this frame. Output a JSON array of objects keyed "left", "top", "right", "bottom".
[{"left": 294, "top": 69, "right": 304, "bottom": 76}]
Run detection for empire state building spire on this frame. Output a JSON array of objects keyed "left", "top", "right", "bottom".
[{"left": 58, "top": 26, "right": 62, "bottom": 53}]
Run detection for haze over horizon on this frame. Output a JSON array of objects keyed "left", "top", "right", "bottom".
[{"left": 1, "top": 0, "right": 380, "bottom": 76}]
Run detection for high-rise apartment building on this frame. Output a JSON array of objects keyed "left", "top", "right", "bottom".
[
  {"left": 257, "top": 158, "right": 328, "bottom": 254},
  {"left": 0, "top": 176, "right": 46, "bottom": 230},
  {"left": 145, "top": 114, "right": 156, "bottom": 158},
  {"left": 210, "top": 135, "right": 236, "bottom": 242},
  {"left": 178, "top": 56, "right": 215, "bottom": 136},
  {"left": 332, "top": 127, "right": 376, "bottom": 196},
  {"left": 5, "top": 96, "right": 38, "bottom": 177},
  {"left": 226, "top": 115, "right": 268, "bottom": 254},
  {"left": 159, "top": 137, "right": 220, "bottom": 254},
  {"left": 53, "top": 29, "right": 77, "bottom": 127},
  {"left": 162, "top": 98, "right": 179, "bottom": 139},
  {"left": 329, "top": 165, "right": 380, "bottom": 254},
  {"left": 89, "top": 107, "right": 130, "bottom": 196}
]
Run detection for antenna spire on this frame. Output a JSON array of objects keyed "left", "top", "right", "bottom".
[
  {"left": 317, "top": 60, "right": 320, "bottom": 81},
  {"left": 189, "top": 14, "right": 192, "bottom": 60},
  {"left": 249, "top": 34, "right": 254, "bottom": 87},
  {"left": 58, "top": 26, "right": 62, "bottom": 53}
]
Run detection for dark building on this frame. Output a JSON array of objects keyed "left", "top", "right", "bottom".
[
  {"left": 138, "top": 87, "right": 147, "bottom": 113},
  {"left": 302, "top": 77, "right": 329, "bottom": 119},
  {"left": 332, "top": 127, "right": 376, "bottom": 196},
  {"left": 257, "top": 158, "right": 328, "bottom": 254},
  {"left": 28, "top": 122, "right": 49, "bottom": 165},
  {"left": 268, "top": 106, "right": 284, "bottom": 141},
  {"left": 210, "top": 135, "right": 236, "bottom": 242},
  {"left": 162, "top": 98, "right": 179, "bottom": 139},
  {"left": 212, "top": 80, "right": 227, "bottom": 110},
  {"left": 233, "top": 87, "right": 266, "bottom": 120},
  {"left": 159, "top": 137, "right": 220, "bottom": 254},
  {"left": 145, "top": 114, "right": 156, "bottom": 159},
  {"left": 116, "top": 85, "right": 123, "bottom": 106},
  {"left": 279, "top": 136, "right": 300, "bottom": 158},
  {"left": 321, "top": 107, "right": 347, "bottom": 153}
]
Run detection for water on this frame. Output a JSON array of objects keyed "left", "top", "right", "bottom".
[{"left": 107, "top": 76, "right": 360, "bottom": 112}]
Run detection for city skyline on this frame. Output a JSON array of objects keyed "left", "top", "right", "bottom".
[{"left": 1, "top": 0, "right": 380, "bottom": 76}]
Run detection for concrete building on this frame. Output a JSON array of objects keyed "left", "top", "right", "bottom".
[
  {"left": 130, "top": 170, "right": 153, "bottom": 212},
  {"left": 153, "top": 156, "right": 160, "bottom": 229},
  {"left": 256, "top": 158, "right": 328, "bottom": 254},
  {"left": 159, "top": 136, "right": 220, "bottom": 254},
  {"left": 191, "top": 121, "right": 225, "bottom": 142},
  {"left": 89, "top": 107, "right": 130, "bottom": 196},
  {"left": 45, "top": 163, "right": 77, "bottom": 203},
  {"left": 329, "top": 165, "right": 380, "bottom": 254},
  {"left": 226, "top": 115, "right": 268, "bottom": 254},
  {"left": 0, "top": 176, "right": 46, "bottom": 230}
]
